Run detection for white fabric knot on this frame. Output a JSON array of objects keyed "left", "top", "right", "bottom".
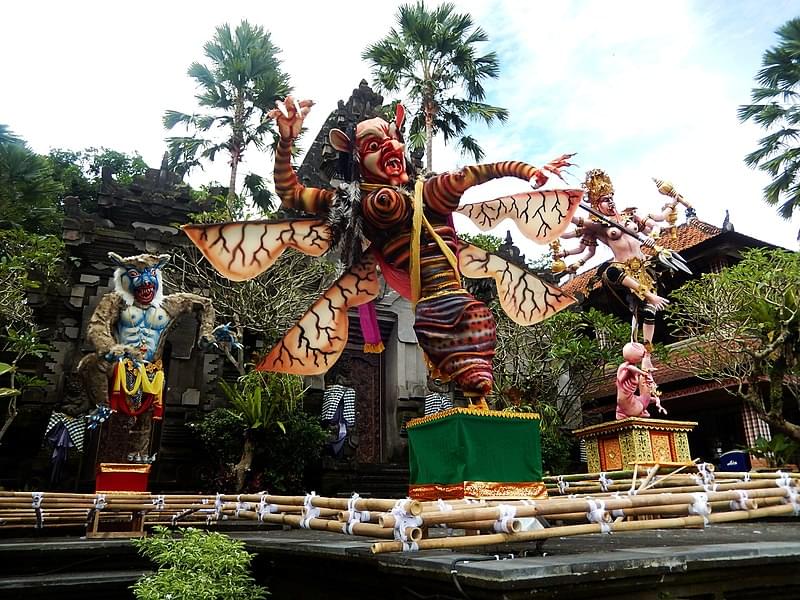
[
  {"left": 729, "top": 490, "right": 749, "bottom": 511},
  {"left": 688, "top": 492, "right": 710, "bottom": 525},
  {"left": 235, "top": 500, "right": 251, "bottom": 518},
  {"left": 152, "top": 495, "right": 166, "bottom": 510},
  {"left": 743, "top": 473, "right": 751, "bottom": 483},
  {"left": 437, "top": 498, "right": 454, "bottom": 512},
  {"left": 493, "top": 504, "right": 517, "bottom": 533},
  {"left": 598, "top": 473, "right": 614, "bottom": 492},
  {"left": 93, "top": 494, "right": 106, "bottom": 510},
  {"left": 31, "top": 492, "right": 44, "bottom": 509},
  {"left": 257, "top": 495, "right": 278, "bottom": 521},
  {"left": 300, "top": 492, "right": 320, "bottom": 528},
  {"left": 391, "top": 499, "right": 422, "bottom": 544},
  {"left": 586, "top": 499, "right": 610, "bottom": 533},
  {"left": 556, "top": 476, "right": 569, "bottom": 495},
  {"left": 776, "top": 475, "right": 800, "bottom": 516}
]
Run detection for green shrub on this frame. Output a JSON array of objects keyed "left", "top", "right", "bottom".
[
  {"left": 131, "top": 526, "right": 267, "bottom": 600},
  {"left": 252, "top": 410, "right": 327, "bottom": 493},
  {"left": 190, "top": 408, "right": 327, "bottom": 493}
]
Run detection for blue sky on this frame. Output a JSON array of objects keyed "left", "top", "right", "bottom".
[{"left": 2, "top": 0, "right": 798, "bottom": 259}]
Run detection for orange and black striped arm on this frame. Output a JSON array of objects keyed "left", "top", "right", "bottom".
[
  {"left": 274, "top": 138, "right": 336, "bottom": 214},
  {"left": 424, "top": 162, "right": 541, "bottom": 214}
]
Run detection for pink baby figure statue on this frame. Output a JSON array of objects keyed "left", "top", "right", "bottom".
[{"left": 615, "top": 342, "right": 666, "bottom": 419}]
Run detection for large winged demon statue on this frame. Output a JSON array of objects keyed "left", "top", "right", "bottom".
[{"left": 183, "top": 96, "right": 584, "bottom": 406}]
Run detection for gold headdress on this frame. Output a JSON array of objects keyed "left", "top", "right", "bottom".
[{"left": 583, "top": 169, "right": 614, "bottom": 209}]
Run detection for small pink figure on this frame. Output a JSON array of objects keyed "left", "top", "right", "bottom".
[{"left": 615, "top": 342, "right": 666, "bottom": 419}]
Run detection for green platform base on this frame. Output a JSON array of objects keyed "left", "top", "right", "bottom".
[{"left": 406, "top": 408, "right": 546, "bottom": 500}]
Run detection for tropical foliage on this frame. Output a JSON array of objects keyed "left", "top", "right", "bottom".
[
  {"left": 164, "top": 20, "right": 291, "bottom": 216},
  {"left": 494, "top": 308, "right": 631, "bottom": 474},
  {"left": 191, "top": 404, "right": 326, "bottom": 494},
  {"left": 0, "top": 328, "right": 50, "bottom": 445},
  {"left": 738, "top": 17, "right": 800, "bottom": 231},
  {"left": 0, "top": 126, "right": 62, "bottom": 234},
  {"left": 363, "top": 1, "right": 508, "bottom": 170},
  {"left": 745, "top": 433, "right": 800, "bottom": 468},
  {"left": 132, "top": 527, "right": 267, "bottom": 600},
  {"left": 668, "top": 248, "right": 800, "bottom": 442},
  {"left": 218, "top": 370, "right": 308, "bottom": 491}
]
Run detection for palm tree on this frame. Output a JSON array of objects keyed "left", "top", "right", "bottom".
[
  {"left": 738, "top": 17, "right": 800, "bottom": 230},
  {"left": 362, "top": 1, "right": 508, "bottom": 171},
  {"left": 164, "top": 21, "right": 291, "bottom": 216},
  {"left": 0, "top": 128, "right": 62, "bottom": 234}
]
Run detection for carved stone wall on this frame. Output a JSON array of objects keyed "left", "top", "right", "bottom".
[{"left": 0, "top": 164, "right": 227, "bottom": 491}]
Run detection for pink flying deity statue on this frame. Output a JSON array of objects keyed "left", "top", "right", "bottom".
[
  {"left": 182, "top": 95, "right": 585, "bottom": 407},
  {"left": 615, "top": 342, "right": 667, "bottom": 419}
]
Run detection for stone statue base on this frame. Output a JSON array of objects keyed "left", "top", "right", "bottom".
[
  {"left": 573, "top": 418, "right": 696, "bottom": 473},
  {"left": 406, "top": 408, "right": 547, "bottom": 500}
]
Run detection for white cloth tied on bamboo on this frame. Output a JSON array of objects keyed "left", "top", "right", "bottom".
[
  {"left": 235, "top": 495, "right": 252, "bottom": 517},
  {"left": 31, "top": 492, "right": 44, "bottom": 509},
  {"left": 301, "top": 492, "right": 320, "bottom": 528},
  {"left": 437, "top": 498, "right": 454, "bottom": 512},
  {"left": 257, "top": 494, "right": 278, "bottom": 521},
  {"left": 694, "top": 463, "right": 717, "bottom": 492},
  {"left": 729, "top": 490, "right": 750, "bottom": 511},
  {"left": 688, "top": 492, "right": 710, "bottom": 525},
  {"left": 586, "top": 499, "right": 611, "bottom": 534},
  {"left": 152, "top": 494, "right": 166, "bottom": 510},
  {"left": 391, "top": 499, "right": 422, "bottom": 552},
  {"left": 598, "top": 473, "right": 614, "bottom": 492},
  {"left": 492, "top": 504, "right": 517, "bottom": 533},
  {"left": 341, "top": 492, "right": 371, "bottom": 534},
  {"left": 776, "top": 473, "right": 800, "bottom": 516},
  {"left": 556, "top": 476, "right": 569, "bottom": 495},
  {"left": 213, "top": 493, "right": 224, "bottom": 518},
  {"left": 93, "top": 494, "right": 106, "bottom": 510}
]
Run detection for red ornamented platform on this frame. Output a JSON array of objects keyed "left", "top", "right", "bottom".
[{"left": 95, "top": 463, "right": 151, "bottom": 493}]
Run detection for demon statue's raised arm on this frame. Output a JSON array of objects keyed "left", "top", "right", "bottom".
[
  {"left": 183, "top": 96, "right": 583, "bottom": 406},
  {"left": 78, "top": 251, "right": 236, "bottom": 462}
]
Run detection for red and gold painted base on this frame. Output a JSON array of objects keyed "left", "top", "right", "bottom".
[
  {"left": 573, "top": 418, "right": 696, "bottom": 473},
  {"left": 410, "top": 481, "right": 548, "bottom": 501},
  {"left": 95, "top": 463, "right": 151, "bottom": 493}
]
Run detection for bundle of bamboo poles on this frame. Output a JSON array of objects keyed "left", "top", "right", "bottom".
[{"left": 1, "top": 466, "right": 797, "bottom": 554}]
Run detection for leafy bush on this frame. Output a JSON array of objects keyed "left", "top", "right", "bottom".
[
  {"left": 131, "top": 526, "right": 267, "bottom": 600},
  {"left": 746, "top": 433, "right": 800, "bottom": 468},
  {"left": 191, "top": 407, "right": 327, "bottom": 494},
  {"left": 251, "top": 410, "right": 327, "bottom": 493}
]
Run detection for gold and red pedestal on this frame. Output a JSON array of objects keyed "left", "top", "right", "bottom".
[
  {"left": 573, "top": 418, "right": 696, "bottom": 473},
  {"left": 95, "top": 463, "right": 151, "bottom": 493}
]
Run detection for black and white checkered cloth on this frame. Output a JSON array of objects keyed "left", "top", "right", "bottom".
[
  {"left": 44, "top": 412, "right": 86, "bottom": 452},
  {"left": 424, "top": 392, "right": 453, "bottom": 416},
  {"left": 321, "top": 385, "right": 356, "bottom": 426}
]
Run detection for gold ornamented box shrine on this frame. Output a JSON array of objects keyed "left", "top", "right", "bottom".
[{"left": 573, "top": 418, "right": 696, "bottom": 473}]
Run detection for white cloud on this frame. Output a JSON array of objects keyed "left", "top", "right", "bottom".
[{"left": 1, "top": 0, "right": 797, "bottom": 251}]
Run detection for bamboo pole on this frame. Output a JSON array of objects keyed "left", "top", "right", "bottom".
[{"left": 371, "top": 503, "right": 799, "bottom": 554}]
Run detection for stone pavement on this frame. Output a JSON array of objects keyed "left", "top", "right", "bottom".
[{"left": 1, "top": 521, "right": 799, "bottom": 599}]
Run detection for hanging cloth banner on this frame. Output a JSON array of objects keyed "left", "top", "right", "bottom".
[{"left": 110, "top": 359, "right": 165, "bottom": 419}]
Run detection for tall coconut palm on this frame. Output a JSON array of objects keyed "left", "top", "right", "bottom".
[
  {"left": 164, "top": 21, "right": 291, "bottom": 216},
  {"left": 738, "top": 17, "right": 800, "bottom": 231},
  {"left": 362, "top": 1, "right": 508, "bottom": 171}
]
